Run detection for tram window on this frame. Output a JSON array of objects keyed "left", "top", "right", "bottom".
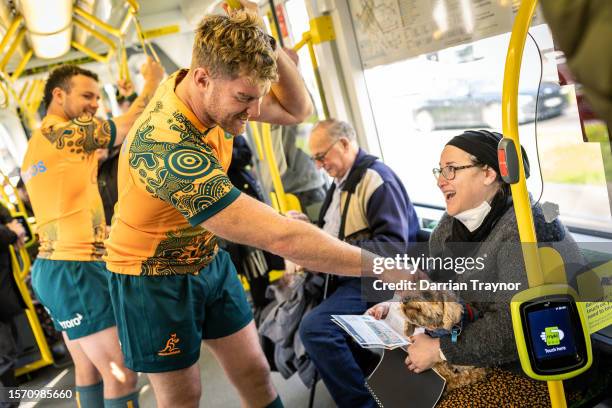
[
  {"left": 361, "top": 24, "right": 612, "bottom": 234},
  {"left": 284, "top": 0, "right": 324, "bottom": 120}
]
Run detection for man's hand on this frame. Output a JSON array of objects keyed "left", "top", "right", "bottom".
[
  {"left": 281, "top": 259, "right": 303, "bottom": 286},
  {"left": 6, "top": 220, "right": 26, "bottom": 249},
  {"left": 222, "top": 0, "right": 259, "bottom": 16},
  {"left": 117, "top": 79, "right": 135, "bottom": 97},
  {"left": 366, "top": 302, "right": 390, "bottom": 320},
  {"left": 140, "top": 57, "right": 165, "bottom": 86},
  {"left": 405, "top": 334, "right": 441, "bottom": 373}
]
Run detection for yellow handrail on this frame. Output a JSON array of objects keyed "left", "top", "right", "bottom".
[
  {"left": 0, "top": 171, "right": 27, "bottom": 219},
  {"left": 0, "top": 15, "right": 23, "bottom": 56},
  {"left": 1, "top": 178, "right": 51, "bottom": 376},
  {"left": 293, "top": 30, "right": 329, "bottom": 119},
  {"left": 502, "top": 1, "right": 566, "bottom": 406},
  {"left": 0, "top": 28, "right": 26, "bottom": 71},
  {"left": 261, "top": 123, "right": 288, "bottom": 214}
]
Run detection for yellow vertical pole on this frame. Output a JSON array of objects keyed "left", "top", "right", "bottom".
[
  {"left": 502, "top": 0, "right": 566, "bottom": 406},
  {"left": 261, "top": 122, "right": 288, "bottom": 213}
]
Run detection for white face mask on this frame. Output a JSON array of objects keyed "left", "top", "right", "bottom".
[{"left": 454, "top": 200, "right": 492, "bottom": 232}]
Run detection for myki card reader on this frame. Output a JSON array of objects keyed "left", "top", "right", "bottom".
[{"left": 511, "top": 285, "right": 592, "bottom": 381}]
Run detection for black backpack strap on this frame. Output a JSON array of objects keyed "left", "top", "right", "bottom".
[{"left": 317, "top": 183, "right": 335, "bottom": 229}]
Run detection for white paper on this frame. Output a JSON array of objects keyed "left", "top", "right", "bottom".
[{"left": 332, "top": 314, "right": 410, "bottom": 349}]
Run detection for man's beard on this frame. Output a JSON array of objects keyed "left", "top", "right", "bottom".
[{"left": 217, "top": 112, "right": 248, "bottom": 136}]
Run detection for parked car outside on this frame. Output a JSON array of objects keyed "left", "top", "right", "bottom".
[{"left": 413, "top": 80, "right": 567, "bottom": 131}]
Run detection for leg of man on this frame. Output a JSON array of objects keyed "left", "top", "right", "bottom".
[
  {"left": 147, "top": 364, "right": 201, "bottom": 408},
  {"left": 62, "top": 332, "right": 101, "bottom": 386},
  {"left": 76, "top": 327, "right": 138, "bottom": 399},
  {"left": 205, "top": 321, "right": 279, "bottom": 407},
  {"left": 299, "top": 278, "right": 378, "bottom": 408}
]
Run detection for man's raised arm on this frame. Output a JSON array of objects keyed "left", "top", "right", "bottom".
[
  {"left": 225, "top": 0, "right": 312, "bottom": 125},
  {"left": 112, "top": 58, "right": 165, "bottom": 145}
]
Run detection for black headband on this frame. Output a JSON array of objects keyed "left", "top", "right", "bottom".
[{"left": 446, "top": 130, "right": 530, "bottom": 179}]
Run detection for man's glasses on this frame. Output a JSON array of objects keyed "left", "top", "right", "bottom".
[
  {"left": 432, "top": 164, "right": 477, "bottom": 180},
  {"left": 310, "top": 139, "right": 339, "bottom": 163}
]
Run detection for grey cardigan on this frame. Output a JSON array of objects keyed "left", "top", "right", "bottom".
[{"left": 429, "top": 203, "right": 583, "bottom": 368}]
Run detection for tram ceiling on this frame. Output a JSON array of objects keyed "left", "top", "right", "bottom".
[{"left": 0, "top": 0, "right": 188, "bottom": 77}]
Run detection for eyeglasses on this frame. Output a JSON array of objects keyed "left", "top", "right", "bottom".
[
  {"left": 310, "top": 139, "right": 339, "bottom": 163},
  {"left": 432, "top": 164, "right": 477, "bottom": 180}
]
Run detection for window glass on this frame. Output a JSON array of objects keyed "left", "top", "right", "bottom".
[{"left": 362, "top": 25, "right": 611, "bottom": 233}]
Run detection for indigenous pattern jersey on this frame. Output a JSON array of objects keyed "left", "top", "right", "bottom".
[
  {"left": 22, "top": 114, "right": 116, "bottom": 261},
  {"left": 104, "top": 70, "right": 240, "bottom": 276}
]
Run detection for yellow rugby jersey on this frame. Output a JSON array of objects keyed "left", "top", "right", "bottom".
[
  {"left": 104, "top": 70, "right": 241, "bottom": 276},
  {"left": 22, "top": 114, "right": 116, "bottom": 261}
]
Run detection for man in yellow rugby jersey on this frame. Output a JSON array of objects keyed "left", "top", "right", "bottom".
[
  {"left": 22, "top": 59, "right": 164, "bottom": 407},
  {"left": 105, "top": 2, "right": 413, "bottom": 408}
]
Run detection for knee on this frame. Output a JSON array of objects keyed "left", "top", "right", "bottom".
[
  {"left": 299, "top": 312, "right": 333, "bottom": 347},
  {"left": 232, "top": 355, "right": 272, "bottom": 390},
  {"left": 101, "top": 363, "right": 137, "bottom": 390},
  {"left": 159, "top": 381, "right": 201, "bottom": 408},
  {"left": 124, "top": 370, "right": 138, "bottom": 390}
]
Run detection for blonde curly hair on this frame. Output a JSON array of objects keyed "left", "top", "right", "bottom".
[{"left": 192, "top": 11, "right": 278, "bottom": 84}]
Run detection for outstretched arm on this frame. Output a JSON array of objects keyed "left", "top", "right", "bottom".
[{"left": 202, "top": 193, "right": 362, "bottom": 276}]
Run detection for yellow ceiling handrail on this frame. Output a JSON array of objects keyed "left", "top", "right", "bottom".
[
  {"left": 71, "top": 41, "right": 114, "bottom": 64},
  {"left": 118, "top": 38, "right": 130, "bottom": 82},
  {"left": 0, "top": 70, "right": 36, "bottom": 129},
  {"left": 130, "top": 9, "right": 160, "bottom": 62},
  {"left": 10, "top": 49, "right": 33, "bottom": 82},
  {"left": 0, "top": 28, "right": 26, "bottom": 71},
  {"left": 74, "top": 5, "right": 122, "bottom": 38},
  {"left": 73, "top": 19, "right": 117, "bottom": 50},
  {"left": 0, "top": 78, "right": 8, "bottom": 109},
  {"left": 0, "top": 15, "right": 23, "bottom": 55}
]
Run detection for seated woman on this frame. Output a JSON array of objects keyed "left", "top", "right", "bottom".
[{"left": 370, "top": 130, "right": 587, "bottom": 407}]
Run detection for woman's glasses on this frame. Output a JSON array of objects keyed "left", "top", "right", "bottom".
[{"left": 432, "top": 164, "right": 477, "bottom": 180}]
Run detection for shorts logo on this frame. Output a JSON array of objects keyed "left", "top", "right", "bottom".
[
  {"left": 58, "top": 313, "right": 83, "bottom": 329},
  {"left": 158, "top": 333, "right": 181, "bottom": 356}
]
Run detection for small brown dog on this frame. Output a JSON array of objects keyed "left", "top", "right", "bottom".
[{"left": 401, "top": 290, "right": 487, "bottom": 393}]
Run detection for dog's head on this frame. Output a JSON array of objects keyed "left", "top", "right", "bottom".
[{"left": 400, "top": 290, "right": 463, "bottom": 331}]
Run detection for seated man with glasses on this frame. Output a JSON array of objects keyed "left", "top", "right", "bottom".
[{"left": 288, "top": 118, "right": 419, "bottom": 408}]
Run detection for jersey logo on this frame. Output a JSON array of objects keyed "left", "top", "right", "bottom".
[
  {"left": 21, "top": 160, "right": 47, "bottom": 183},
  {"left": 158, "top": 333, "right": 181, "bottom": 356}
]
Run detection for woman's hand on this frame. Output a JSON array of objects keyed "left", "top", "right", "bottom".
[
  {"left": 405, "top": 334, "right": 441, "bottom": 373},
  {"left": 366, "top": 302, "right": 390, "bottom": 320}
]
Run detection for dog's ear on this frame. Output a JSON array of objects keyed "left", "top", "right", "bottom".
[
  {"left": 404, "top": 321, "right": 416, "bottom": 337},
  {"left": 441, "top": 302, "right": 464, "bottom": 330}
]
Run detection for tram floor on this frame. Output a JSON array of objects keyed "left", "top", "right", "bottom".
[{"left": 18, "top": 344, "right": 336, "bottom": 407}]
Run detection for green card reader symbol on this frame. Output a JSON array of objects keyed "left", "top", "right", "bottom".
[{"left": 541, "top": 326, "right": 563, "bottom": 346}]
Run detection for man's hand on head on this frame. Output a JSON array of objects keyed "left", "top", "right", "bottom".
[{"left": 222, "top": 0, "right": 259, "bottom": 17}]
